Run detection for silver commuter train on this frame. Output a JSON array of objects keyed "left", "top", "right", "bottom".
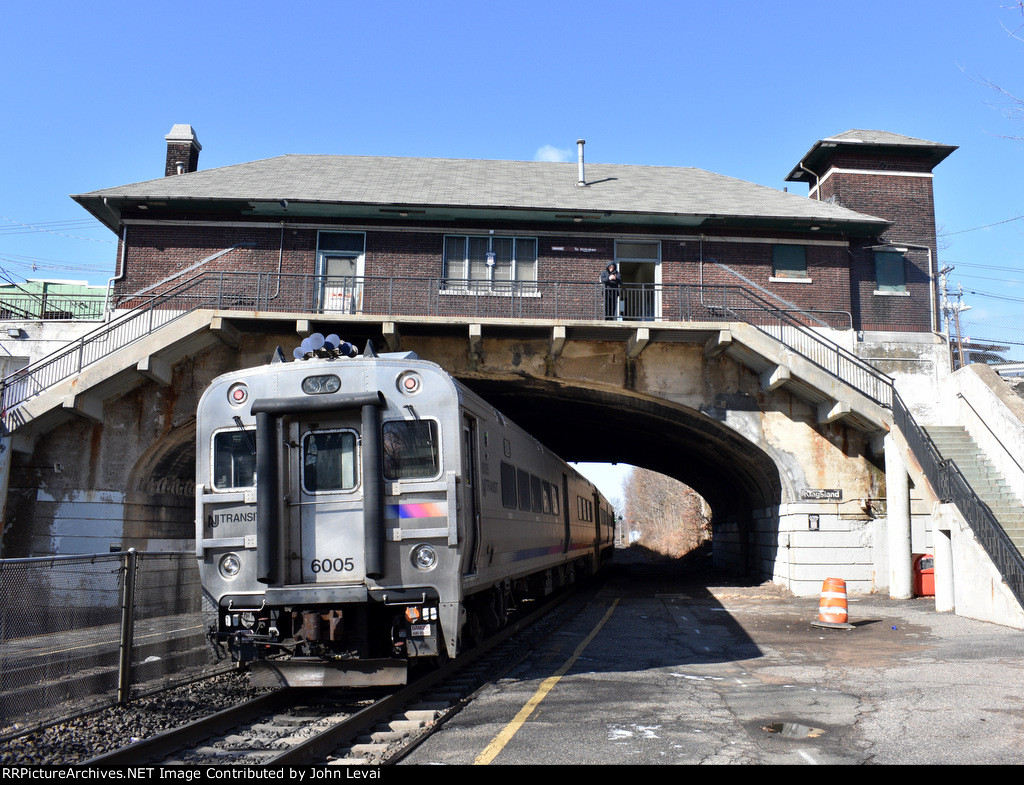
[{"left": 195, "top": 335, "right": 615, "bottom": 686}]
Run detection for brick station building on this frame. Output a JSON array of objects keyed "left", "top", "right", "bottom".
[{"left": 72, "top": 125, "right": 955, "bottom": 336}]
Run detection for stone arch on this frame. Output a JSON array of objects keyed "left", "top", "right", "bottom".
[{"left": 122, "top": 419, "right": 197, "bottom": 548}]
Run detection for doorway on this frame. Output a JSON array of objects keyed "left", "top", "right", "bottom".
[{"left": 615, "top": 240, "right": 660, "bottom": 320}]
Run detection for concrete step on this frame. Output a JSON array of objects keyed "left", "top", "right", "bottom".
[{"left": 924, "top": 426, "right": 1024, "bottom": 541}]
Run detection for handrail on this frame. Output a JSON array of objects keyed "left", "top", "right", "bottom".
[
  {"left": 955, "top": 392, "right": 1024, "bottom": 483},
  {"left": 0, "top": 273, "right": 212, "bottom": 424}
]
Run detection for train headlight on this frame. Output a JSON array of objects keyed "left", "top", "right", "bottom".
[
  {"left": 301, "top": 374, "right": 341, "bottom": 394},
  {"left": 410, "top": 543, "right": 438, "bottom": 571},
  {"left": 219, "top": 553, "right": 242, "bottom": 579}
]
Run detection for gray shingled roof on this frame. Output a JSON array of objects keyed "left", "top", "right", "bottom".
[
  {"left": 74, "top": 154, "right": 888, "bottom": 231},
  {"left": 787, "top": 129, "right": 957, "bottom": 183}
]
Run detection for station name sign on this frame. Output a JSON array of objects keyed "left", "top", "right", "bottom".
[
  {"left": 550, "top": 246, "right": 600, "bottom": 253},
  {"left": 801, "top": 488, "right": 842, "bottom": 501}
]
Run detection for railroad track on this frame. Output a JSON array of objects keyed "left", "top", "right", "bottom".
[{"left": 85, "top": 585, "right": 585, "bottom": 765}]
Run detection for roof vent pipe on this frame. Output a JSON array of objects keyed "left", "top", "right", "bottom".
[{"left": 576, "top": 139, "right": 586, "bottom": 187}]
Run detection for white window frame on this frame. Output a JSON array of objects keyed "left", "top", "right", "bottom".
[{"left": 442, "top": 234, "right": 539, "bottom": 295}]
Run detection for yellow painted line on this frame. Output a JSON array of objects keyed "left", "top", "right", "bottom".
[{"left": 474, "top": 598, "right": 620, "bottom": 765}]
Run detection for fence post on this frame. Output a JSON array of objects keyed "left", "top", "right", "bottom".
[{"left": 117, "top": 548, "right": 138, "bottom": 705}]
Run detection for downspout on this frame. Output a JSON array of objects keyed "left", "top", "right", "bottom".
[
  {"left": 266, "top": 221, "right": 285, "bottom": 303},
  {"left": 799, "top": 162, "right": 821, "bottom": 201},
  {"left": 103, "top": 212, "right": 128, "bottom": 321}
]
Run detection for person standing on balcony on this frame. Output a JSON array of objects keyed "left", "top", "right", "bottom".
[{"left": 601, "top": 263, "right": 621, "bottom": 320}]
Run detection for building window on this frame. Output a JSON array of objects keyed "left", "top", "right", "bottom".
[
  {"left": 443, "top": 235, "right": 538, "bottom": 291},
  {"left": 874, "top": 251, "right": 906, "bottom": 293},
  {"left": 771, "top": 245, "right": 808, "bottom": 279}
]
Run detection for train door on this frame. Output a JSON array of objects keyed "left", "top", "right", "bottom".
[
  {"left": 289, "top": 417, "right": 366, "bottom": 584},
  {"left": 461, "top": 415, "right": 481, "bottom": 575}
]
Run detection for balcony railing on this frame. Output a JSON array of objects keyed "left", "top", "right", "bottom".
[
  {"left": 0, "top": 273, "right": 892, "bottom": 427},
  {"left": 0, "top": 293, "right": 108, "bottom": 321}
]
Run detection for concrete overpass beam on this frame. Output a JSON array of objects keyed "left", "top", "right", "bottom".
[
  {"left": 549, "top": 325, "right": 566, "bottom": 360},
  {"left": 383, "top": 322, "right": 401, "bottom": 352},
  {"left": 62, "top": 393, "right": 103, "bottom": 422},
  {"left": 817, "top": 400, "right": 851, "bottom": 424},
  {"left": 704, "top": 329, "right": 733, "bottom": 358},
  {"left": 211, "top": 317, "right": 240, "bottom": 348},
  {"left": 626, "top": 328, "right": 650, "bottom": 360},
  {"left": 885, "top": 434, "right": 913, "bottom": 599},
  {"left": 760, "top": 364, "right": 791, "bottom": 392},
  {"left": 469, "top": 324, "right": 482, "bottom": 359},
  {"left": 136, "top": 355, "right": 172, "bottom": 387}
]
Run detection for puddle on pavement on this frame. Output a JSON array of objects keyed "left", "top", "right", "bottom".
[{"left": 761, "top": 722, "right": 825, "bottom": 739}]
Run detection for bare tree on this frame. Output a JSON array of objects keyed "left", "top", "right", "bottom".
[
  {"left": 963, "top": 3, "right": 1024, "bottom": 139},
  {"left": 621, "top": 467, "right": 710, "bottom": 557}
]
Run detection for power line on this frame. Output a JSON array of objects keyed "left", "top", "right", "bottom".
[
  {"left": 0, "top": 216, "right": 115, "bottom": 244},
  {"left": 939, "top": 214, "right": 1024, "bottom": 237}
]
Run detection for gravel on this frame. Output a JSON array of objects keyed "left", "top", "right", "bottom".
[{"left": 1, "top": 670, "right": 271, "bottom": 766}]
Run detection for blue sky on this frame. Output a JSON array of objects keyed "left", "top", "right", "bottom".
[
  {"left": 3, "top": 2, "right": 1022, "bottom": 351},
  {"left": 4, "top": 0, "right": 1022, "bottom": 504}
]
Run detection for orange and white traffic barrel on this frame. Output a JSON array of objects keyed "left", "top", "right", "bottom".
[{"left": 811, "top": 577, "right": 854, "bottom": 629}]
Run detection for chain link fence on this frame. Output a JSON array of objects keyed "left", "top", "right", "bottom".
[{"left": 0, "top": 551, "right": 223, "bottom": 740}]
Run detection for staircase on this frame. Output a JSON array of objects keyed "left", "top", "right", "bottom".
[{"left": 924, "top": 425, "right": 1024, "bottom": 551}]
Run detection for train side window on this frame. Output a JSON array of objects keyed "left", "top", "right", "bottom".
[
  {"left": 541, "top": 481, "right": 553, "bottom": 515},
  {"left": 530, "top": 475, "right": 543, "bottom": 513},
  {"left": 383, "top": 420, "right": 440, "bottom": 480},
  {"left": 517, "top": 469, "right": 532, "bottom": 512},
  {"left": 500, "top": 462, "right": 518, "bottom": 508},
  {"left": 302, "top": 430, "right": 358, "bottom": 493},
  {"left": 213, "top": 430, "right": 257, "bottom": 490}
]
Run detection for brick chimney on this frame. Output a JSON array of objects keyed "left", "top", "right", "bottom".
[{"left": 164, "top": 124, "right": 201, "bottom": 176}]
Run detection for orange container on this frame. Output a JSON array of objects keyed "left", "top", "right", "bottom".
[{"left": 913, "top": 554, "right": 934, "bottom": 597}]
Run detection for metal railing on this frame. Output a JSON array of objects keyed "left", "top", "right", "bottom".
[
  {"left": 0, "top": 273, "right": 890, "bottom": 426},
  {"left": 892, "top": 392, "right": 1024, "bottom": 607},
  {"left": 0, "top": 551, "right": 217, "bottom": 740},
  {"left": 0, "top": 293, "right": 108, "bottom": 321}
]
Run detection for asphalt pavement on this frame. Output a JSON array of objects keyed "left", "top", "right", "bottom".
[{"left": 402, "top": 547, "right": 1024, "bottom": 765}]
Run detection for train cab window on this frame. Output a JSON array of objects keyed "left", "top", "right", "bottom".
[
  {"left": 302, "top": 430, "right": 358, "bottom": 493},
  {"left": 213, "top": 430, "right": 256, "bottom": 490},
  {"left": 383, "top": 420, "right": 440, "bottom": 480}
]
